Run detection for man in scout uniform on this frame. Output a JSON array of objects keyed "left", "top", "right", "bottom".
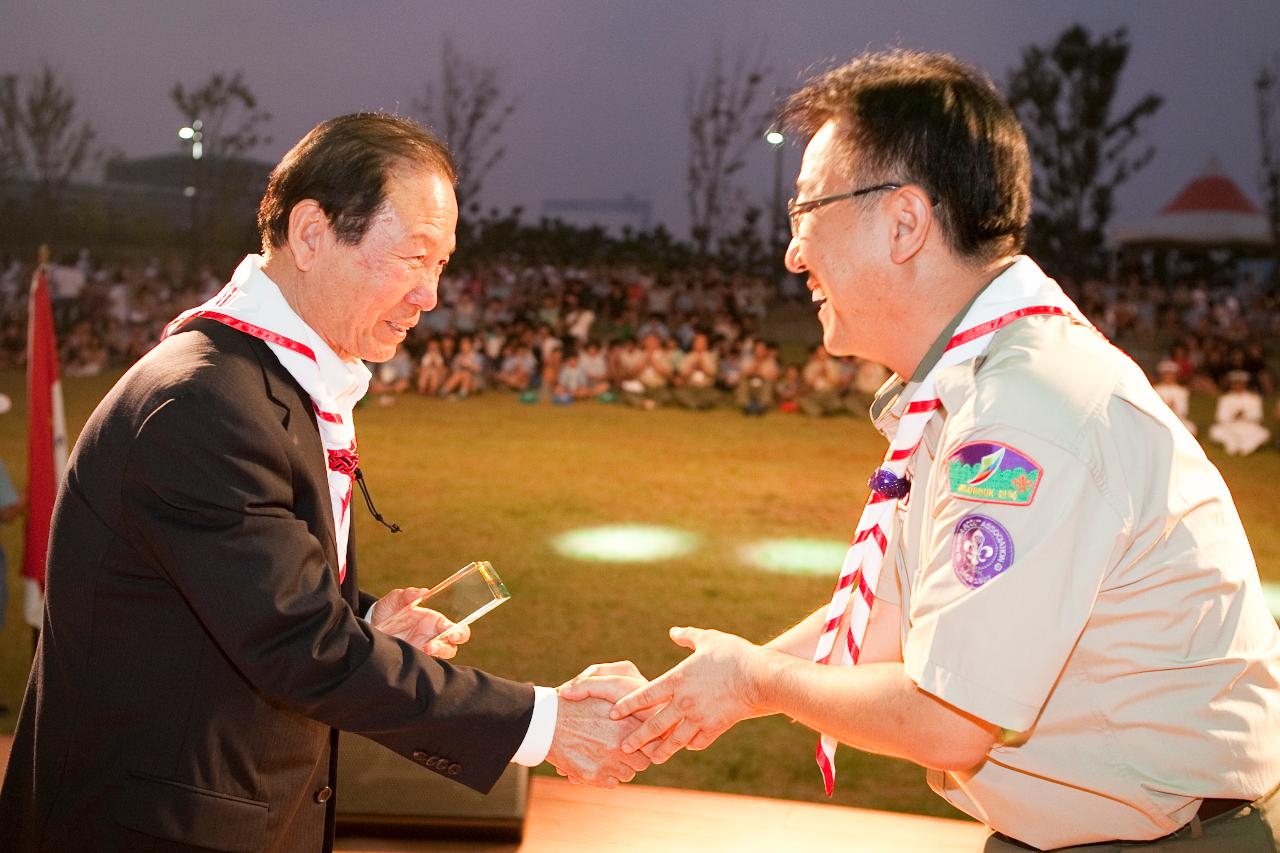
[{"left": 564, "top": 50, "right": 1280, "bottom": 850}]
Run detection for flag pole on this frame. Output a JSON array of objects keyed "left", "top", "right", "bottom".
[{"left": 23, "top": 244, "right": 69, "bottom": 646}]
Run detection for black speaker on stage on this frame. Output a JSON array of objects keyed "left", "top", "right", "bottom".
[{"left": 335, "top": 733, "right": 528, "bottom": 842}]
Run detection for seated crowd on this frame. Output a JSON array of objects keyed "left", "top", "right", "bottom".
[
  {"left": 375, "top": 322, "right": 890, "bottom": 419},
  {"left": 0, "top": 251, "right": 1278, "bottom": 444}
]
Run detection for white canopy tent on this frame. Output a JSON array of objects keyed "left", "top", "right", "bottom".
[{"left": 1110, "top": 158, "right": 1273, "bottom": 248}]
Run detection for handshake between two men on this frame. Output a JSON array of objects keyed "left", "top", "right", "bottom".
[
  {"left": 373, "top": 586, "right": 783, "bottom": 791},
  {"left": 547, "top": 626, "right": 770, "bottom": 788}
]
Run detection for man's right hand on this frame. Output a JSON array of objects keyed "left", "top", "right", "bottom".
[
  {"left": 546, "top": 695, "right": 651, "bottom": 788},
  {"left": 557, "top": 660, "right": 654, "bottom": 718}
]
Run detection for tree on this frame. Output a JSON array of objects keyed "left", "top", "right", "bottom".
[
  {"left": 0, "top": 66, "right": 96, "bottom": 221},
  {"left": 1255, "top": 61, "right": 1280, "bottom": 260},
  {"left": 685, "top": 42, "right": 772, "bottom": 260},
  {"left": 1006, "top": 25, "right": 1163, "bottom": 279},
  {"left": 170, "top": 71, "right": 272, "bottom": 165},
  {"left": 170, "top": 71, "right": 271, "bottom": 256},
  {"left": 415, "top": 37, "right": 516, "bottom": 213},
  {"left": 0, "top": 75, "right": 23, "bottom": 190}
]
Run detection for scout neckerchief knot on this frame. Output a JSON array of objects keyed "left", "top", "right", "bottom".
[
  {"left": 811, "top": 256, "right": 1085, "bottom": 795},
  {"left": 162, "top": 254, "right": 371, "bottom": 584}
]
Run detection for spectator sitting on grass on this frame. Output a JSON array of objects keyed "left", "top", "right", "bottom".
[
  {"left": 539, "top": 335, "right": 564, "bottom": 399},
  {"left": 845, "top": 356, "right": 890, "bottom": 419},
  {"left": 799, "top": 344, "right": 844, "bottom": 417},
  {"left": 624, "top": 333, "right": 673, "bottom": 410},
  {"left": 481, "top": 325, "right": 506, "bottom": 364},
  {"left": 416, "top": 337, "right": 448, "bottom": 396},
  {"left": 673, "top": 332, "right": 720, "bottom": 410},
  {"left": 1208, "top": 370, "right": 1270, "bottom": 456},
  {"left": 1153, "top": 359, "right": 1196, "bottom": 436},
  {"left": 495, "top": 341, "right": 536, "bottom": 392},
  {"left": 579, "top": 341, "right": 613, "bottom": 401},
  {"left": 716, "top": 338, "right": 744, "bottom": 394},
  {"left": 553, "top": 348, "right": 593, "bottom": 404},
  {"left": 608, "top": 337, "right": 643, "bottom": 391},
  {"left": 440, "top": 334, "right": 484, "bottom": 399},
  {"left": 736, "top": 340, "right": 780, "bottom": 416},
  {"left": 369, "top": 345, "right": 414, "bottom": 407},
  {"left": 776, "top": 364, "right": 801, "bottom": 413},
  {"left": 62, "top": 320, "right": 109, "bottom": 378}
]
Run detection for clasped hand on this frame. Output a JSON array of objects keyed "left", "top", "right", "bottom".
[{"left": 556, "top": 626, "right": 765, "bottom": 781}]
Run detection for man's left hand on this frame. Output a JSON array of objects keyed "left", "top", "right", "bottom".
[
  {"left": 369, "top": 587, "right": 470, "bottom": 659},
  {"left": 611, "top": 626, "right": 766, "bottom": 764}
]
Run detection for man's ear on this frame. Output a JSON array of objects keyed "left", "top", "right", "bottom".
[
  {"left": 286, "top": 200, "right": 328, "bottom": 272},
  {"left": 887, "top": 185, "right": 933, "bottom": 265}
]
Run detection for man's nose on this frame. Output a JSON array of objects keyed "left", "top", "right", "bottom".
[
  {"left": 406, "top": 278, "right": 438, "bottom": 311},
  {"left": 784, "top": 235, "right": 806, "bottom": 274}
]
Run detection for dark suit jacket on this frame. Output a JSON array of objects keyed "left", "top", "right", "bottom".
[{"left": 0, "top": 319, "right": 535, "bottom": 853}]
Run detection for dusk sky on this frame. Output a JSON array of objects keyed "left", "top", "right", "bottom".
[{"left": 5, "top": 1, "right": 1279, "bottom": 237}]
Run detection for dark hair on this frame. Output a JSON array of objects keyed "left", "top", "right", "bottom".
[
  {"left": 257, "top": 112, "right": 456, "bottom": 251},
  {"left": 783, "top": 50, "right": 1030, "bottom": 262}
]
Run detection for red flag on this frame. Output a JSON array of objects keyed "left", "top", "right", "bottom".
[{"left": 23, "top": 263, "right": 69, "bottom": 629}]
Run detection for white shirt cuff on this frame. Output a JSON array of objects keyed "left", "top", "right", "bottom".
[
  {"left": 510, "top": 685, "right": 558, "bottom": 766},
  {"left": 365, "top": 602, "right": 555, "bottom": 765}
]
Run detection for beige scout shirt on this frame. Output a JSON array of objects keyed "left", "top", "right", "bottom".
[{"left": 871, "top": 270, "right": 1280, "bottom": 849}]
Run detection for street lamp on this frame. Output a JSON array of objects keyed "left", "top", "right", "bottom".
[
  {"left": 179, "top": 119, "right": 203, "bottom": 160},
  {"left": 178, "top": 119, "right": 204, "bottom": 270},
  {"left": 764, "top": 129, "right": 785, "bottom": 252}
]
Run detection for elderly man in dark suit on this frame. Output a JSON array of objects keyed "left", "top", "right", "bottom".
[{"left": 0, "top": 113, "right": 646, "bottom": 853}]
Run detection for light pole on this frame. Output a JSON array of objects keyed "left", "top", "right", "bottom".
[
  {"left": 765, "top": 129, "right": 785, "bottom": 254},
  {"left": 178, "top": 119, "right": 203, "bottom": 271}
]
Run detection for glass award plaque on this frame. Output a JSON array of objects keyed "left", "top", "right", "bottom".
[{"left": 411, "top": 561, "right": 511, "bottom": 641}]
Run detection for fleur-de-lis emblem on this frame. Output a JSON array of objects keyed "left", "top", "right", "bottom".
[{"left": 962, "top": 529, "right": 994, "bottom": 569}]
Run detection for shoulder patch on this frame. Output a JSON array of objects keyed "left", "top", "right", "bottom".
[
  {"left": 952, "top": 514, "right": 1014, "bottom": 589},
  {"left": 946, "top": 441, "right": 1042, "bottom": 505}
]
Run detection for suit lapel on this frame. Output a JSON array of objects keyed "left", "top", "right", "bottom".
[
  {"left": 253, "top": 338, "right": 344, "bottom": 577},
  {"left": 341, "top": 524, "right": 359, "bottom": 609}
]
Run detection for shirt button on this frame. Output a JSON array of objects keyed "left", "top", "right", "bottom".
[
  {"left": 412, "top": 750, "right": 430, "bottom": 764},
  {"left": 447, "top": 763, "right": 462, "bottom": 776},
  {"left": 314, "top": 786, "right": 333, "bottom": 803}
]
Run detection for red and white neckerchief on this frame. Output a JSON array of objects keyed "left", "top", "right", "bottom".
[
  {"left": 163, "top": 255, "right": 371, "bottom": 583},
  {"left": 811, "top": 256, "right": 1086, "bottom": 795}
]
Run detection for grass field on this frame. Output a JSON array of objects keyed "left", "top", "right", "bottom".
[{"left": 0, "top": 367, "right": 1278, "bottom": 821}]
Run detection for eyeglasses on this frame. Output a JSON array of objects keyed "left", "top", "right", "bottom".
[{"left": 787, "top": 183, "right": 902, "bottom": 237}]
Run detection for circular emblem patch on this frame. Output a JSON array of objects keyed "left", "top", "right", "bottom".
[{"left": 951, "top": 514, "right": 1014, "bottom": 589}]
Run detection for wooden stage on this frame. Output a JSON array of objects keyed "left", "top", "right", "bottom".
[{"left": 0, "top": 735, "right": 987, "bottom": 852}]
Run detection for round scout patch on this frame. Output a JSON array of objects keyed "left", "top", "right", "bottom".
[{"left": 951, "top": 514, "right": 1014, "bottom": 588}]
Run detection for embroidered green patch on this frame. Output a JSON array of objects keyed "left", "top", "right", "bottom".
[{"left": 945, "top": 442, "right": 1042, "bottom": 506}]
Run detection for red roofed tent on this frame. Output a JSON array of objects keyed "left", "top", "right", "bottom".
[{"left": 1111, "top": 157, "right": 1273, "bottom": 248}]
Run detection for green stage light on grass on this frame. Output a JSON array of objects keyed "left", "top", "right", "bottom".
[
  {"left": 1264, "top": 582, "right": 1280, "bottom": 620},
  {"left": 552, "top": 525, "right": 699, "bottom": 563},
  {"left": 740, "top": 538, "right": 847, "bottom": 575}
]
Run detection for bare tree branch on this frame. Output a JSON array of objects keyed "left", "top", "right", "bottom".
[
  {"left": 169, "top": 70, "right": 271, "bottom": 248},
  {"left": 0, "top": 65, "right": 96, "bottom": 222},
  {"left": 415, "top": 37, "right": 517, "bottom": 212},
  {"left": 685, "top": 40, "right": 772, "bottom": 259},
  {"left": 170, "top": 70, "right": 272, "bottom": 165}
]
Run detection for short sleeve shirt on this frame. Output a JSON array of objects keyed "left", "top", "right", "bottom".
[{"left": 871, "top": 291, "right": 1280, "bottom": 848}]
